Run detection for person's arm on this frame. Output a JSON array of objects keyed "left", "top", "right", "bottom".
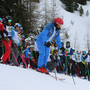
[
  {"left": 11, "top": 30, "right": 15, "bottom": 39},
  {"left": 42, "top": 29, "right": 48, "bottom": 44}
]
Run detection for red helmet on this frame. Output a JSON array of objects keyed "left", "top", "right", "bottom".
[{"left": 54, "top": 17, "right": 64, "bottom": 25}]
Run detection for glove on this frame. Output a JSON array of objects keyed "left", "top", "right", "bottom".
[
  {"left": 44, "top": 42, "right": 51, "bottom": 47},
  {"left": 3, "top": 30, "right": 8, "bottom": 36}
]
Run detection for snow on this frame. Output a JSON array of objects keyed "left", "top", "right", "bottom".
[
  {"left": 37, "top": 0, "right": 90, "bottom": 52},
  {"left": 0, "top": 64, "right": 90, "bottom": 90},
  {"left": 1, "top": 1, "right": 90, "bottom": 90}
]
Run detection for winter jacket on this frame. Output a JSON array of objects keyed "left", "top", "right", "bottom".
[
  {"left": 84, "top": 53, "right": 90, "bottom": 62},
  {"left": 75, "top": 53, "right": 84, "bottom": 62},
  {"left": 0, "top": 21, "right": 8, "bottom": 38},
  {"left": 37, "top": 21, "right": 62, "bottom": 49},
  {"left": 24, "top": 47, "right": 32, "bottom": 59}
]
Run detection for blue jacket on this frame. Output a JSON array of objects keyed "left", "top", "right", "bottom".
[
  {"left": 37, "top": 21, "right": 62, "bottom": 49},
  {"left": 24, "top": 47, "right": 32, "bottom": 59}
]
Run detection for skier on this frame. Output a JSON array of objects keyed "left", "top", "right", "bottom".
[
  {"left": 65, "top": 41, "right": 74, "bottom": 75},
  {"left": 11, "top": 23, "right": 22, "bottom": 66},
  {"left": 0, "top": 18, "right": 8, "bottom": 61},
  {"left": 11, "top": 23, "right": 21, "bottom": 46},
  {"left": 24, "top": 45, "right": 36, "bottom": 69},
  {"left": 36, "top": 17, "right": 64, "bottom": 74},
  {"left": 0, "top": 17, "right": 8, "bottom": 41},
  {"left": 58, "top": 42, "right": 66, "bottom": 73},
  {"left": 75, "top": 51, "right": 84, "bottom": 77},
  {"left": 84, "top": 50, "right": 90, "bottom": 81},
  {"left": 0, "top": 16, "right": 13, "bottom": 64}
]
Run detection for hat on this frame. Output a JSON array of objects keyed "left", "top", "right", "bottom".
[{"left": 54, "top": 17, "right": 63, "bottom": 25}]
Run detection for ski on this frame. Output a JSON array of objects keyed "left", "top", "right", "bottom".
[{"left": 49, "top": 74, "right": 65, "bottom": 81}]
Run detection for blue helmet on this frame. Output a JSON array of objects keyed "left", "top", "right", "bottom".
[
  {"left": 21, "top": 35, "right": 25, "bottom": 38},
  {"left": 83, "top": 51, "right": 86, "bottom": 54},
  {"left": 0, "top": 18, "right": 2, "bottom": 22}
]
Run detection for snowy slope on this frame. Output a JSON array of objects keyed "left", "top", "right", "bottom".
[
  {"left": 37, "top": 0, "right": 90, "bottom": 52},
  {"left": 0, "top": 64, "right": 90, "bottom": 90}
]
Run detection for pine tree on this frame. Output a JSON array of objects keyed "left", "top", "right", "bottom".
[
  {"left": 73, "top": 0, "right": 79, "bottom": 11},
  {"left": 79, "top": 6, "right": 84, "bottom": 16},
  {"left": 78, "top": 0, "right": 87, "bottom": 5}
]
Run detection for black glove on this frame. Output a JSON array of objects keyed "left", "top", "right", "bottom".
[
  {"left": 3, "top": 30, "right": 8, "bottom": 36},
  {"left": 44, "top": 42, "right": 51, "bottom": 47}
]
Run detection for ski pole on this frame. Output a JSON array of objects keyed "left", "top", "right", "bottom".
[
  {"left": 54, "top": 62, "right": 57, "bottom": 80},
  {"left": 72, "top": 75, "right": 76, "bottom": 85},
  {"left": 59, "top": 59, "right": 65, "bottom": 73}
]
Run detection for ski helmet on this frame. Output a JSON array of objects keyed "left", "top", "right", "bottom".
[
  {"left": 6, "top": 16, "right": 12, "bottom": 22},
  {"left": 54, "top": 17, "right": 63, "bottom": 25},
  {"left": 61, "top": 42, "right": 64, "bottom": 46},
  {"left": 66, "top": 41, "right": 70, "bottom": 45},
  {"left": 21, "top": 35, "right": 25, "bottom": 38},
  {"left": 83, "top": 51, "right": 86, "bottom": 54},
  {"left": 14, "top": 23, "right": 21, "bottom": 28},
  {"left": 0, "top": 18, "right": 2, "bottom": 22},
  {"left": 2, "top": 18, "right": 6, "bottom": 23}
]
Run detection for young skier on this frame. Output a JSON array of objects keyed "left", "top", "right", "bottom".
[
  {"left": 84, "top": 50, "right": 90, "bottom": 81},
  {"left": 65, "top": 41, "right": 74, "bottom": 75},
  {"left": 1, "top": 16, "right": 12, "bottom": 64}
]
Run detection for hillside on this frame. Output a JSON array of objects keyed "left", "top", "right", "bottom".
[
  {"left": 0, "top": 64, "right": 90, "bottom": 90},
  {"left": 37, "top": 0, "right": 90, "bottom": 51}
]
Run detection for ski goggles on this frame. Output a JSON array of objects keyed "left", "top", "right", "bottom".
[
  {"left": 58, "top": 24, "right": 63, "bottom": 27},
  {"left": 8, "top": 19, "right": 12, "bottom": 22},
  {"left": 56, "top": 23, "right": 63, "bottom": 27}
]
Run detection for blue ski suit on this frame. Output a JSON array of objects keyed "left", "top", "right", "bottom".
[{"left": 36, "top": 21, "right": 62, "bottom": 68}]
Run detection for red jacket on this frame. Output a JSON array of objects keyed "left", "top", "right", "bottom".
[{"left": 0, "top": 21, "right": 5, "bottom": 32}]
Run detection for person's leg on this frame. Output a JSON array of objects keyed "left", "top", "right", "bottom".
[
  {"left": 37, "top": 41, "right": 45, "bottom": 68},
  {"left": 2, "top": 40, "right": 11, "bottom": 63},
  {"left": 44, "top": 47, "right": 49, "bottom": 68}
]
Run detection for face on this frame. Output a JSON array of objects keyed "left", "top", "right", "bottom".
[
  {"left": 8, "top": 19, "right": 12, "bottom": 26},
  {"left": 16, "top": 26, "right": 20, "bottom": 31},
  {"left": 18, "top": 29, "right": 22, "bottom": 34},
  {"left": 30, "top": 48, "right": 34, "bottom": 52},
  {"left": 56, "top": 23, "right": 63, "bottom": 30},
  {"left": 8, "top": 22, "right": 11, "bottom": 26}
]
